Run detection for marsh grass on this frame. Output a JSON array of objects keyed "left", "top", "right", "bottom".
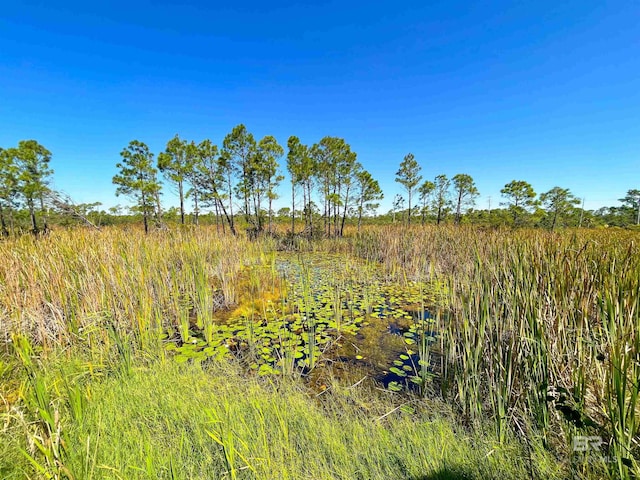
[
  {"left": 1, "top": 225, "right": 638, "bottom": 478},
  {"left": 354, "top": 226, "right": 640, "bottom": 478},
  {"left": 0, "top": 227, "right": 258, "bottom": 352},
  {"left": 1, "top": 354, "right": 563, "bottom": 479}
]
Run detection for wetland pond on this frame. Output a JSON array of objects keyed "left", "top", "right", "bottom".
[{"left": 164, "top": 253, "right": 445, "bottom": 393}]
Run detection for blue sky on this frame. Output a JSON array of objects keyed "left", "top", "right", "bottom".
[{"left": 1, "top": 1, "right": 639, "bottom": 212}]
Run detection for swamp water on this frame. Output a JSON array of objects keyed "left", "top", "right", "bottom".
[{"left": 164, "top": 253, "right": 445, "bottom": 393}]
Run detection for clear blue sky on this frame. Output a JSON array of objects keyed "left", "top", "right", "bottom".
[{"left": 1, "top": 1, "right": 639, "bottom": 212}]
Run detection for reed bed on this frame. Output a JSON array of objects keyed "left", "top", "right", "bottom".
[
  {"left": 0, "top": 227, "right": 267, "bottom": 352},
  {"left": 353, "top": 226, "right": 640, "bottom": 478}
]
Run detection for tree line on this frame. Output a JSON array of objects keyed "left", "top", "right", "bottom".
[
  {"left": 112, "top": 125, "right": 384, "bottom": 236},
  {"left": 390, "top": 154, "right": 639, "bottom": 230},
  {"left": 0, "top": 141, "right": 53, "bottom": 235},
  {"left": 1, "top": 131, "right": 640, "bottom": 235}
]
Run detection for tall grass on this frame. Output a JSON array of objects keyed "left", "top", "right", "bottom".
[
  {"left": 2, "top": 356, "right": 562, "bottom": 479},
  {"left": 0, "top": 227, "right": 259, "bottom": 353},
  {"left": 354, "top": 226, "right": 640, "bottom": 478}
]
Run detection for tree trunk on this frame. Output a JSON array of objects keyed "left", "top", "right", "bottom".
[
  {"left": 193, "top": 191, "right": 199, "bottom": 225},
  {"left": 336, "top": 184, "right": 342, "bottom": 236},
  {"left": 340, "top": 185, "right": 350, "bottom": 236},
  {"left": 140, "top": 190, "right": 149, "bottom": 234},
  {"left": 155, "top": 193, "right": 162, "bottom": 227},
  {"left": 39, "top": 195, "right": 49, "bottom": 233},
  {"left": 241, "top": 160, "right": 250, "bottom": 225},
  {"left": 227, "top": 172, "right": 236, "bottom": 234},
  {"left": 218, "top": 196, "right": 236, "bottom": 235},
  {"left": 179, "top": 181, "right": 185, "bottom": 225},
  {"left": 455, "top": 191, "right": 463, "bottom": 224},
  {"left": 28, "top": 198, "right": 38, "bottom": 234},
  {"left": 251, "top": 189, "right": 257, "bottom": 230},
  {"left": 214, "top": 199, "right": 221, "bottom": 233},
  {"left": 323, "top": 184, "right": 328, "bottom": 237},
  {"left": 256, "top": 192, "right": 262, "bottom": 232},
  {"left": 268, "top": 195, "right": 273, "bottom": 234},
  {"left": 302, "top": 185, "right": 307, "bottom": 232},
  {"left": 303, "top": 185, "right": 308, "bottom": 232},
  {"left": 408, "top": 190, "right": 412, "bottom": 225},
  {"left": 0, "top": 203, "right": 8, "bottom": 236},
  {"left": 306, "top": 182, "right": 313, "bottom": 237},
  {"left": 291, "top": 181, "right": 295, "bottom": 235}
]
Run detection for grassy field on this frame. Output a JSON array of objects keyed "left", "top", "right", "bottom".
[{"left": 1, "top": 225, "right": 638, "bottom": 479}]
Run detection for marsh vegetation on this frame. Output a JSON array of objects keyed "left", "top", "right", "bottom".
[{"left": 1, "top": 225, "right": 639, "bottom": 479}]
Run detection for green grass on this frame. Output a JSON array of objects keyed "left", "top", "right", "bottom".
[{"left": 1, "top": 356, "right": 563, "bottom": 479}]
